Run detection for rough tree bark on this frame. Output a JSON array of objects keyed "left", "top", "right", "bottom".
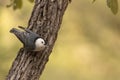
[{"left": 6, "top": 0, "right": 70, "bottom": 80}]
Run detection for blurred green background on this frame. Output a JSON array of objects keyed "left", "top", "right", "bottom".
[{"left": 0, "top": 0, "right": 120, "bottom": 80}]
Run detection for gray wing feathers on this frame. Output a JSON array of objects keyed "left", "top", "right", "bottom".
[{"left": 10, "top": 27, "right": 40, "bottom": 50}]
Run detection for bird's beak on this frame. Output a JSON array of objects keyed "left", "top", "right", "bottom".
[{"left": 45, "top": 45, "right": 49, "bottom": 48}]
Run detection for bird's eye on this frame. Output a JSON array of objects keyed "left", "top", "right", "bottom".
[{"left": 41, "top": 41, "right": 44, "bottom": 44}]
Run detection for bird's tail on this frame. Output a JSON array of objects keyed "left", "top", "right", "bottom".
[
  {"left": 10, "top": 28, "right": 25, "bottom": 44},
  {"left": 10, "top": 28, "right": 19, "bottom": 33}
]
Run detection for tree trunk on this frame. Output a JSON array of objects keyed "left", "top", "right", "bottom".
[{"left": 6, "top": 0, "right": 70, "bottom": 80}]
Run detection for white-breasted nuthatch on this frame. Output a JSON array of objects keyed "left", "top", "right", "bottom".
[{"left": 10, "top": 26, "right": 46, "bottom": 51}]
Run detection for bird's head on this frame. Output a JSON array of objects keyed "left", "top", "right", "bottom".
[{"left": 34, "top": 38, "right": 46, "bottom": 51}]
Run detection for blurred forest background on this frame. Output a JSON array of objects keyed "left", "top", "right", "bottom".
[{"left": 0, "top": 0, "right": 120, "bottom": 80}]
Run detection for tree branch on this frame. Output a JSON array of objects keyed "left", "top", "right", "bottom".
[{"left": 6, "top": 0, "right": 70, "bottom": 80}]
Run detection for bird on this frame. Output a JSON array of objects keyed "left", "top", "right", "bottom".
[{"left": 10, "top": 26, "right": 46, "bottom": 51}]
